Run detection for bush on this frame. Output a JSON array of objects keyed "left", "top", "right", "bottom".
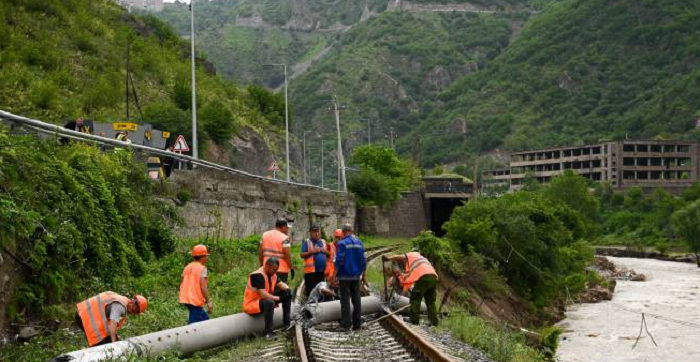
[{"left": 200, "top": 100, "right": 236, "bottom": 144}]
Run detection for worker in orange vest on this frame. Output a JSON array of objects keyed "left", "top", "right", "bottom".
[
  {"left": 300, "top": 224, "right": 329, "bottom": 298},
  {"left": 243, "top": 257, "right": 292, "bottom": 338},
  {"left": 75, "top": 292, "right": 148, "bottom": 347},
  {"left": 324, "top": 229, "right": 342, "bottom": 287},
  {"left": 259, "top": 218, "right": 294, "bottom": 283},
  {"left": 179, "top": 244, "right": 213, "bottom": 324},
  {"left": 384, "top": 250, "right": 439, "bottom": 326}
]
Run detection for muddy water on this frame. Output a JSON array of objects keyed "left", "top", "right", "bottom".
[{"left": 556, "top": 257, "right": 700, "bottom": 362}]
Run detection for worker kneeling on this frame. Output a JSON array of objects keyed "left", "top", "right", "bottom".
[
  {"left": 243, "top": 257, "right": 292, "bottom": 337},
  {"left": 385, "top": 251, "right": 439, "bottom": 326},
  {"left": 75, "top": 292, "right": 148, "bottom": 347}
]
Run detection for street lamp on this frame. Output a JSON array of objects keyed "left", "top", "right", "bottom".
[
  {"left": 303, "top": 130, "right": 313, "bottom": 184},
  {"left": 189, "top": 0, "right": 198, "bottom": 159},
  {"left": 264, "top": 63, "right": 290, "bottom": 182}
]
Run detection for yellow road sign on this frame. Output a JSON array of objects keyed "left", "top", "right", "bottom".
[{"left": 113, "top": 123, "right": 138, "bottom": 131}]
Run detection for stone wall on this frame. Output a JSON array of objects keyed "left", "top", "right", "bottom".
[
  {"left": 169, "top": 168, "right": 355, "bottom": 242},
  {"left": 357, "top": 192, "right": 428, "bottom": 238}
]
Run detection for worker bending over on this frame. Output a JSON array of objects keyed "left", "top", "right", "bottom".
[
  {"left": 75, "top": 292, "right": 148, "bottom": 347},
  {"left": 308, "top": 281, "right": 336, "bottom": 304},
  {"left": 259, "top": 218, "right": 294, "bottom": 283},
  {"left": 300, "top": 224, "right": 329, "bottom": 297},
  {"left": 384, "top": 250, "right": 439, "bottom": 326},
  {"left": 243, "top": 257, "right": 292, "bottom": 337},
  {"left": 179, "top": 244, "right": 213, "bottom": 324}
]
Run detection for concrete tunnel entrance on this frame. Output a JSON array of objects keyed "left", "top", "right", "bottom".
[{"left": 428, "top": 197, "right": 466, "bottom": 237}]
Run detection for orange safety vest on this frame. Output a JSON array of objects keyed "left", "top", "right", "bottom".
[
  {"left": 402, "top": 252, "right": 438, "bottom": 292},
  {"left": 179, "top": 261, "right": 207, "bottom": 307},
  {"left": 243, "top": 267, "right": 278, "bottom": 314},
  {"left": 261, "top": 229, "right": 290, "bottom": 273},
  {"left": 76, "top": 292, "right": 130, "bottom": 346},
  {"left": 303, "top": 239, "right": 326, "bottom": 274},
  {"left": 324, "top": 243, "right": 336, "bottom": 278}
]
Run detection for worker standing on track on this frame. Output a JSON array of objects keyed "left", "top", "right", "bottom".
[
  {"left": 243, "top": 257, "right": 292, "bottom": 338},
  {"left": 333, "top": 223, "right": 366, "bottom": 331},
  {"left": 300, "top": 224, "right": 329, "bottom": 298},
  {"left": 179, "top": 244, "right": 213, "bottom": 324},
  {"left": 259, "top": 218, "right": 294, "bottom": 283},
  {"left": 75, "top": 292, "right": 148, "bottom": 347},
  {"left": 325, "top": 229, "right": 342, "bottom": 284},
  {"left": 384, "top": 251, "right": 439, "bottom": 326}
]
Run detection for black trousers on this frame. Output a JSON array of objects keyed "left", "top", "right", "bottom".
[
  {"left": 304, "top": 272, "right": 325, "bottom": 297},
  {"left": 339, "top": 279, "right": 362, "bottom": 329},
  {"left": 258, "top": 289, "right": 292, "bottom": 333},
  {"left": 75, "top": 313, "right": 112, "bottom": 346},
  {"left": 277, "top": 272, "right": 288, "bottom": 284}
]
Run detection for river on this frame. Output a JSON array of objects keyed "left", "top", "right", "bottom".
[{"left": 556, "top": 257, "right": 700, "bottom": 362}]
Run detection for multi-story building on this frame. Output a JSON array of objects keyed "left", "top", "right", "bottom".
[
  {"left": 113, "top": 0, "right": 164, "bottom": 12},
  {"left": 482, "top": 140, "right": 699, "bottom": 193}
]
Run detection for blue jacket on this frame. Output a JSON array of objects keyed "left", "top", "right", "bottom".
[{"left": 335, "top": 235, "right": 366, "bottom": 280}]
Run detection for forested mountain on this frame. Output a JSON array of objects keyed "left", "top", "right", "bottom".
[
  {"left": 0, "top": 0, "right": 285, "bottom": 167},
  {"left": 155, "top": 0, "right": 700, "bottom": 168},
  {"left": 410, "top": 0, "right": 700, "bottom": 165}
]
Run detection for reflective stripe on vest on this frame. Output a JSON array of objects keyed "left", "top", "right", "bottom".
[
  {"left": 76, "top": 292, "right": 130, "bottom": 346},
  {"left": 303, "top": 239, "right": 326, "bottom": 274},
  {"left": 243, "top": 267, "right": 277, "bottom": 315},
  {"left": 402, "top": 252, "right": 437, "bottom": 290},
  {"left": 324, "top": 243, "right": 336, "bottom": 278},
  {"left": 261, "top": 230, "right": 290, "bottom": 272},
  {"left": 179, "top": 261, "right": 207, "bottom": 307}
]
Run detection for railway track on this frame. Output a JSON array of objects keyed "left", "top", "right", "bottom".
[{"left": 238, "top": 243, "right": 470, "bottom": 362}]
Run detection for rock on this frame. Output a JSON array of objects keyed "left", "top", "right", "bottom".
[{"left": 18, "top": 327, "right": 40, "bottom": 341}]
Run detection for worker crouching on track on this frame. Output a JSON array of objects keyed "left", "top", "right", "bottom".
[
  {"left": 300, "top": 224, "right": 329, "bottom": 298},
  {"left": 384, "top": 251, "right": 439, "bottom": 326},
  {"left": 75, "top": 292, "right": 148, "bottom": 347},
  {"left": 243, "top": 257, "right": 293, "bottom": 338},
  {"left": 179, "top": 244, "right": 213, "bottom": 324},
  {"left": 308, "top": 280, "right": 336, "bottom": 303},
  {"left": 259, "top": 218, "right": 294, "bottom": 283}
]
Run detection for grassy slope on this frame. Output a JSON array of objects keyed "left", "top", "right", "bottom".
[
  {"left": 411, "top": 0, "right": 700, "bottom": 165},
  {"left": 0, "top": 0, "right": 279, "bottom": 154},
  {"left": 1, "top": 236, "right": 403, "bottom": 361},
  {"left": 290, "top": 10, "right": 517, "bottom": 145}
]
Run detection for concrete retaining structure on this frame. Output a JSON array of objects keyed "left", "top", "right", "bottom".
[
  {"left": 169, "top": 168, "right": 355, "bottom": 242},
  {"left": 357, "top": 192, "right": 428, "bottom": 238}
]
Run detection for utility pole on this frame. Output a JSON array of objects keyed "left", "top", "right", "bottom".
[
  {"left": 303, "top": 131, "right": 309, "bottom": 184},
  {"left": 126, "top": 42, "right": 130, "bottom": 121},
  {"left": 367, "top": 118, "right": 371, "bottom": 144},
  {"left": 321, "top": 138, "right": 325, "bottom": 188},
  {"left": 333, "top": 95, "right": 347, "bottom": 192},
  {"left": 390, "top": 126, "right": 395, "bottom": 150},
  {"left": 190, "top": 0, "right": 198, "bottom": 159},
  {"left": 283, "top": 64, "right": 290, "bottom": 182}
]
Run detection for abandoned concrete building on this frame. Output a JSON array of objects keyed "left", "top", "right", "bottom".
[{"left": 482, "top": 140, "right": 698, "bottom": 193}]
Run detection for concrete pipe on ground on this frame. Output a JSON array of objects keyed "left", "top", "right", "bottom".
[{"left": 52, "top": 296, "right": 400, "bottom": 362}]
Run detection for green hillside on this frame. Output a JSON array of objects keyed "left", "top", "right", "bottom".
[
  {"left": 290, "top": 11, "right": 521, "bottom": 146},
  {"left": 0, "top": 0, "right": 281, "bottom": 156},
  {"left": 411, "top": 0, "right": 700, "bottom": 166}
]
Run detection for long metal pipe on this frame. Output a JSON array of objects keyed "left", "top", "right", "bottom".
[
  {"left": 0, "top": 110, "right": 342, "bottom": 193},
  {"left": 52, "top": 296, "right": 395, "bottom": 362}
]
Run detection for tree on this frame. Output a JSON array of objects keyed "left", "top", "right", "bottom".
[
  {"left": 671, "top": 200, "right": 700, "bottom": 267},
  {"left": 348, "top": 145, "right": 421, "bottom": 207}
]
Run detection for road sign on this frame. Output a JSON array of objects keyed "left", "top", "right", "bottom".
[
  {"left": 173, "top": 135, "right": 190, "bottom": 152},
  {"left": 113, "top": 122, "right": 138, "bottom": 131},
  {"left": 267, "top": 160, "right": 280, "bottom": 171}
]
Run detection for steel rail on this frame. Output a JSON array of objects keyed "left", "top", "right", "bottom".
[
  {"left": 0, "top": 109, "right": 344, "bottom": 193},
  {"left": 382, "top": 308, "right": 456, "bottom": 362}
]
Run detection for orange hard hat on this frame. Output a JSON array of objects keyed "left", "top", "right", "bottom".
[
  {"left": 333, "top": 229, "right": 343, "bottom": 238},
  {"left": 133, "top": 295, "right": 148, "bottom": 314},
  {"left": 192, "top": 244, "right": 209, "bottom": 257}
]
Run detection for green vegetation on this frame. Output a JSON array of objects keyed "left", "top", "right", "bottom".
[
  {"left": 291, "top": 11, "right": 517, "bottom": 150},
  {"left": 0, "top": 0, "right": 281, "bottom": 158},
  {"left": 671, "top": 200, "right": 700, "bottom": 266},
  {"left": 347, "top": 145, "right": 421, "bottom": 206},
  {"left": 411, "top": 0, "right": 700, "bottom": 165},
  {"left": 0, "top": 128, "right": 177, "bottom": 322}
]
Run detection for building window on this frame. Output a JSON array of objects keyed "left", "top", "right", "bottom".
[
  {"left": 623, "top": 158, "right": 635, "bottom": 166},
  {"left": 650, "top": 158, "right": 662, "bottom": 166},
  {"left": 637, "top": 158, "right": 649, "bottom": 166},
  {"left": 650, "top": 171, "right": 662, "bottom": 180},
  {"left": 623, "top": 145, "right": 635, "bottom": 152},
  {"left": 637, "top": 171, "right": 649, "bottom": 180},
  {"left": 664, "top": 145, "right": 676, "bottom": 153},
  {"left": 651, "top": 145, "right": 662, "bottom": 153},
  {"left": 665, "top": 171, "right": 677, "bottom": 180},
  {"left": 593, "top": 147, "right": 602, "bottom": 154},
  {"left": 679, "top": 145, "right": 691, "bottom": 153},
  {"left": 623, "top": 171, "right": 635, "bottom": 179},
  {"left": 637, "top": 145, "right": 648, "bottom": 152}
]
